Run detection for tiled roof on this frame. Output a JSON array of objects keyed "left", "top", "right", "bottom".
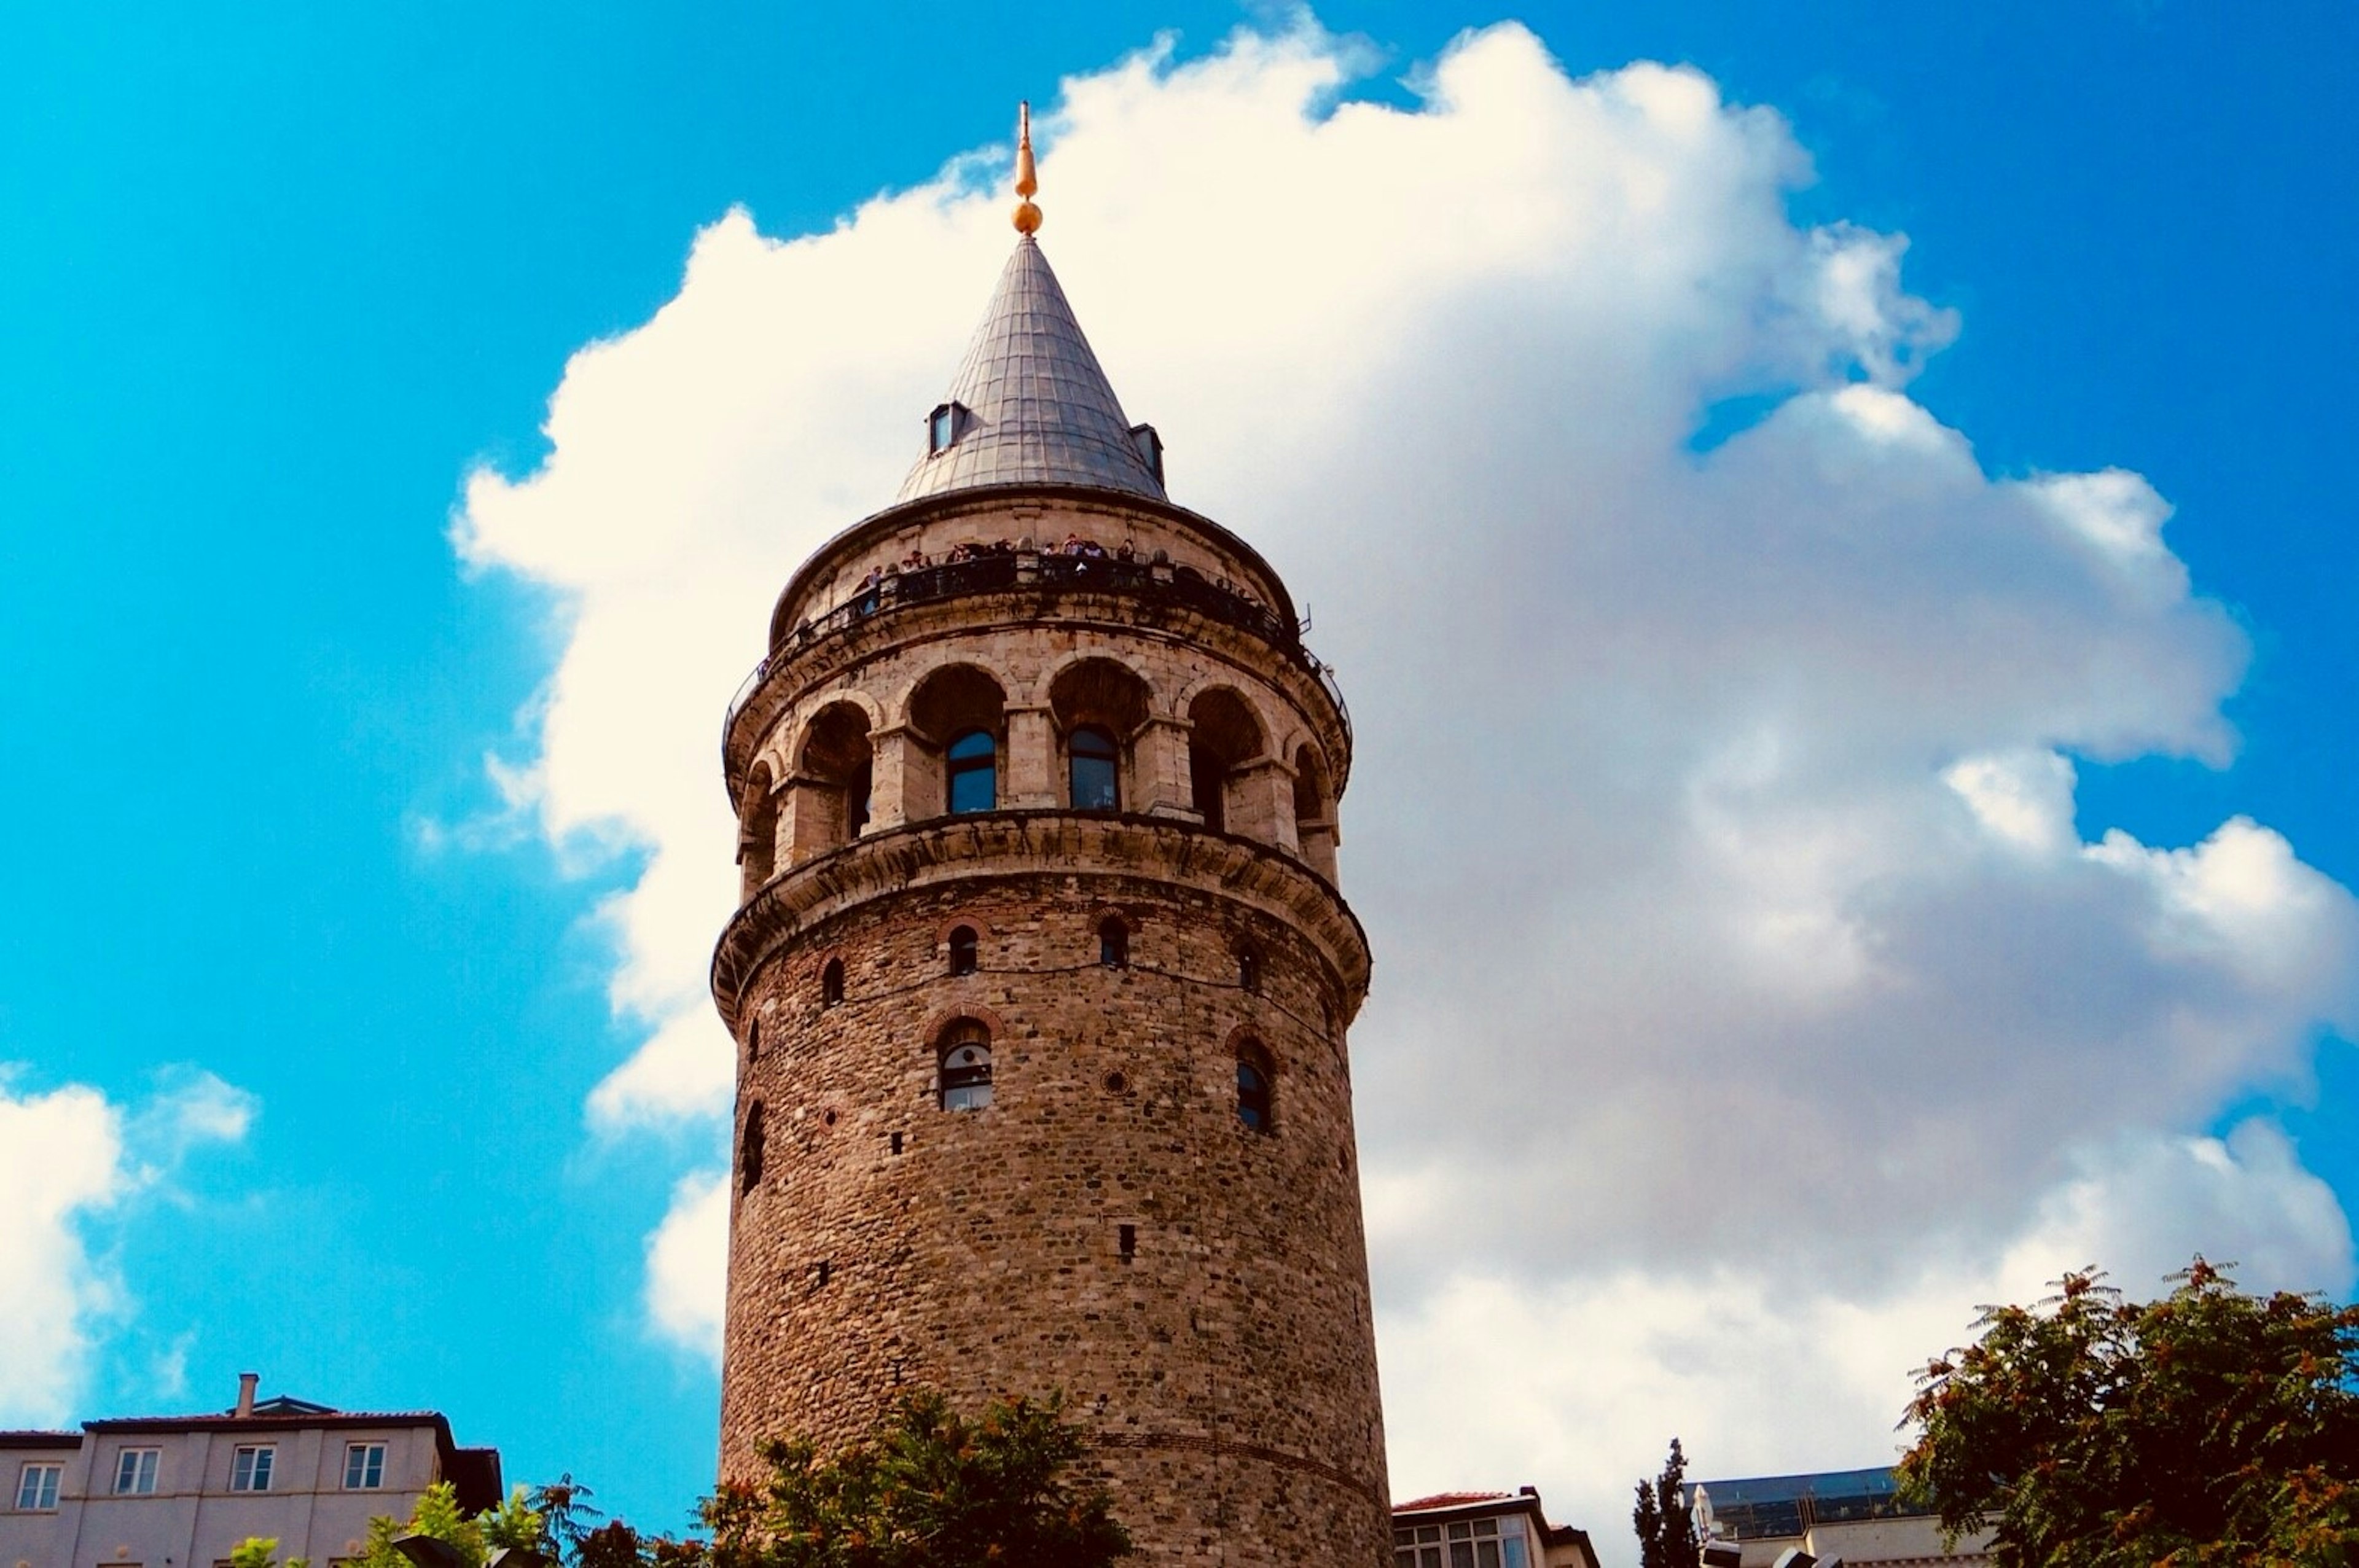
[
  {"left": 1395, "top": 1491, "right": 1518, "bottom": 1512},
  {"left": 896, "top": 236, "right": 1167, "bottom": 505}
]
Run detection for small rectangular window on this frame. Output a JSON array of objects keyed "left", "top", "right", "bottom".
[
  {"left": 114, "top": 1447, "right": 159, "bottom": 1494},
  {"left": 230, "top": 1445, "right": 274, "bottom": 1492},
  {"left": 15, "top": 1462, "right": 61, "bottom": 1510},
  {"left": 343, "top": 1442, "right": 387, "bottom": 1490}
]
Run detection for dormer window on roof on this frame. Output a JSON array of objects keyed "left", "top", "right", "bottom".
[
  {"left": 928, "top": 402, "right": 966, "bottom": 455},
  {"left": 1129, "top": 423, "right": 1164, "bottom": 486}
]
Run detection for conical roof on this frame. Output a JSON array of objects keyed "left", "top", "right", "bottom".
[{"left": 896, "top": 236, "right": 1167, "bottom": 504}]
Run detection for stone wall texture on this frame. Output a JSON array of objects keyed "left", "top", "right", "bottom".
[{"left": 716, "top": 486, "right": 1390, "bottom": 1565}]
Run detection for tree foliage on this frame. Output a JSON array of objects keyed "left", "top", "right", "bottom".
[
  {"left": 1630, "top": 1437, "right": 1700, "bottom": 1568},
  {"left": 695, "top": 1390, "right": 1131, "bottom": 1568},
  {"left": 1898, "top": 1258, "right": 2359, "bottom": 1566},
  {"left": 227, "top": 1540, "right": 307, "bottom": 1568}
]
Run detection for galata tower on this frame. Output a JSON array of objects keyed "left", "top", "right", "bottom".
[{"left": 713, "top": 108, "right": 1387, "bottom": 1564}]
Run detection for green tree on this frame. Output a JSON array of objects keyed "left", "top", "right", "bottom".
[
  {"left": 1630, "top": 1438, "right": 1699, "bottom": 1568},
  {"left": 1898, "top": 1258, "right": 2359, "bottom": 1566},
  {"left": 358, "top": 1480, "right": 490, "bottom": 1567},
  {"left": 695, "top": 1389, "right": 1131, "bottom": 1567},
  {"left": 227, "top": 1540, "right": 308, "bottom": 1568}
]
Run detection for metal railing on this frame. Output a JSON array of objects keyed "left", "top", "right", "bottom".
[{"left": 724, "top": 550, "right": 1352, "bottom": 746}]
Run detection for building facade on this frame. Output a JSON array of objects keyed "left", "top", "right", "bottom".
[
  {"left": 713, "top": 125, "right": 1388, "bottom": 1563},
  {"left": 1392, "top": 1489, "right": 1601, "bottom": 1568},
  {"left": 1691, "top": 1468, "right": 1991, "bottom": 1566},
  {"left": 0, "top": 1376, "right": 501, "bottom": 1568}
]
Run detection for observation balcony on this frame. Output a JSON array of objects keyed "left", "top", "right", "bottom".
[{"left": 723, "top": 547, "right": 1350, "bottom": 781}]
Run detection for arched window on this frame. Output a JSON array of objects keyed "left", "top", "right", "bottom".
[
  {"left": 947, "top": 728, "right": 996, "bottom": 814},
  {"left": 821, "top": 957, "right": 845, "bottom": 1008},
  {"left": 1069, "top": 725, "right": 1120, "bottom": 811},
  {"left": 939, "top": 1022, "right": 993, "bottom": 1111},
  {"left": 948, "top": 926, "right": 979, "bottom": 977},
  {"left": 1235, "top": 1046, "right": 1274, "bottom": 1134},
  {"left": 740, "top": 1101, "right": 767, "bottom": 1193},
  {"left": 1098, "top": 915, "right": 1129, "bottom": 969},
  {"left": 1237, "top": 945, "right": 1261, "bottom": 994}
]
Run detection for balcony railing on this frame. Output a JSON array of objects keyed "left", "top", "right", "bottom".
[{"left": 724, "top": 549, "right": 1352, "bottom": 749}]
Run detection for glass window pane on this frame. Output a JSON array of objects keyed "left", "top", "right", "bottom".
[
  {"left": 1503, "top": 1539, "right": 1528, "bottom": 1568},
  {"left": 1071, "top": 754, "right": 1118, "bottom": 810},
  {"left": 1450, "top": 1545, "right": 1475, "bottom": 1568},
  {"left": 1477, "top": 1542, "right": 1500, "bottom": 1568}
]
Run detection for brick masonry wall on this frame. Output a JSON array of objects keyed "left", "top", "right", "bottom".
[{"left": 719, "top": 869, "right": 1390, "bottom": 1564}]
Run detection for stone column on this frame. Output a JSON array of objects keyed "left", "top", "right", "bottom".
[
  {"left": 869, "top": 725, "right": 923, "bottom": 830},
  {"left": 1005, "top": 704, "right": 1057, "bottom": 808},
  {"left": 1133, "top": 716, "right": 1200, "bottom": 820}
]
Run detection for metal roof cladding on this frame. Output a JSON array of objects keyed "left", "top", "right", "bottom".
[{"left": 895, "top": 234, "right": 1169, "bottom": 505}]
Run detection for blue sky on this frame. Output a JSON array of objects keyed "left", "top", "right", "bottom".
[{"left": 5, "top": 1, "right": 2355, "bottom": 1552}]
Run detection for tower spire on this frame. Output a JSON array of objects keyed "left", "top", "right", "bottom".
[{"left": 1013, "top": 101, "right": 1042, "bottom": 235}]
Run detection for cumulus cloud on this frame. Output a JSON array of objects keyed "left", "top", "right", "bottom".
[
  {"left": 453, "top": 14, "right": 2358, "bottom": 1557},
  {"left": 0, "top": 1069, "right": 255, "bottom": 1422},
  {"left": 646, "top": 1172, "right": 730, "bottom": 1361}
]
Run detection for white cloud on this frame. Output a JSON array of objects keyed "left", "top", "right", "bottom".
[
  {"left": 453, "top": 14, "right": 2359, "bottom": 1561},
  {"left": 645, "top": 1172, "right": 729, "bottom": 1362},
  {"left": 0, "top": 1069, "right": 255, "bottom": 1422}
]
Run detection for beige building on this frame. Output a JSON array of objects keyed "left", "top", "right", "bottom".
[
  {"left": 715, "top": 118, "right": 1388, "bottom": 1561},
  {"left": 1690, "top": 1467, "right": 1989, "bottom": 1567},
  {"left": 0, "top": 1376, "right": 501, "bottom": 1568},
  {"left": 1392, "top": 1489, "right": 1602, "bottom": 1568}
]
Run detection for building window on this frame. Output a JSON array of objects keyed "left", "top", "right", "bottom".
[
  {"left": 948, "top": 926, "right": 979, "bottom": 977},
  {"left": 15, "top": 1462, "right": 61, "bottom": 1511},
  {"left": 1236, "top": 945, "right": 1261, "bottom": 994},
  {"left": 939, "top": 1022, "right": 993, "bottom": 1112},
  {"left": 114, "top": 1447, "right": 159, "bottom": 1495},
  {"left": 740, "top": 1101, "right": 767, "bottom": 1195},
  {"left": 928, "top": 402, "right": 963, "bottom": 453},
  {"left": 821, "top": 956, "right": 845, "bottom": 1007},
  {"left": 1098, "top": 915, "right": 1129, "bottom": 969},
  {"left": 946, "top": 728, "right": 996, "bottom": 813},
  {"left": 1069, "top": 725, "right": 1119, "bottom": 811},
  {"left": 1236, "top": 1042, "right": 1275, "bottom": 1134},
  {"left": 230, "top": 1445, "right": 275, "bottom": 1492},
  {"left": 343, "top": 1442, "right": 387, "bottom": 1491}
]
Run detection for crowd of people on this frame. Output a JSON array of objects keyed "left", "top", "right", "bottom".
[{"left": 836, "top": 532, "right": 1269, "bottom": 615}]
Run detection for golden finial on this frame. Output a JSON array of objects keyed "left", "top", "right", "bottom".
[{"left": 1013, "top": 100, "right": 1042, "bottom": 235}]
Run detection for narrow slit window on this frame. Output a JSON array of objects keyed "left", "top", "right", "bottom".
[
  {"left": 740, "top": 1101, "right": 766, "bottom": 1195},
  {"left": 1098, "top": 916, "right": 1129, "bottom": 969},
  {"left": 948, "top": 926, "right": 979, "bottom": 977},
  {"left": 1237, "top": 1045, "right": 1275, "bottom": 1134},
  {"left": 821, "top": 957, "right": 845, "bottom": 1007}
]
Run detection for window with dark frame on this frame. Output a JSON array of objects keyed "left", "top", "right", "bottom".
[
  {"left": 1069, "top": 724, "right": 1119, "bottom": 811},
  {"left": 947, "top": 728, "right": 996, "bottom": 813},
  {"left": 939, "top": 1022, "right": 993, "bottom": 1111},
  {"left": 1098, "top": 915, "right": 1129, "bottom": 969},
  {"left": 1237, "top": 945, "right": 1261, "bottom": 993},
  {"left": 948, "top": 926, "right": 979, "bottom": 977},
  {"left": 821, "top": 956, "right": 845, "bottom": 1007}
]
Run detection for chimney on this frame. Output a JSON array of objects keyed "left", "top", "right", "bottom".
[{"left": 235, "top": 1372, "right": 259, "bottom": 1418}]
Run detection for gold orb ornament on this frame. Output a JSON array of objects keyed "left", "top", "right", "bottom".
[{"left": 1012, "top": 100, "right": 1042, "bottom": 233}]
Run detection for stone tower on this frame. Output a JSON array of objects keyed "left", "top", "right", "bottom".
[{"left": 713, "top": 120, "right": 1387, "bottom": 1564}]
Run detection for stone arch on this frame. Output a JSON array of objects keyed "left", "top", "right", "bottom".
[
  {"left": 782, "top": 700, "right": 873, "bottom": 863},
  {"left": 738, "top": 760, "right": 778, "bottom": 899},
  {"left": 1049, "top": 656, "right": 1152, "bottom": 812},
  {"left": 1186, "top": 685, "right": 1267, "bottom": 836},
  {"left": 906, "top": 663, "right": 1009, "bottom": 819},
  {"left": 1291, "top": 740, "right": 1338, "bottom": 882}
]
